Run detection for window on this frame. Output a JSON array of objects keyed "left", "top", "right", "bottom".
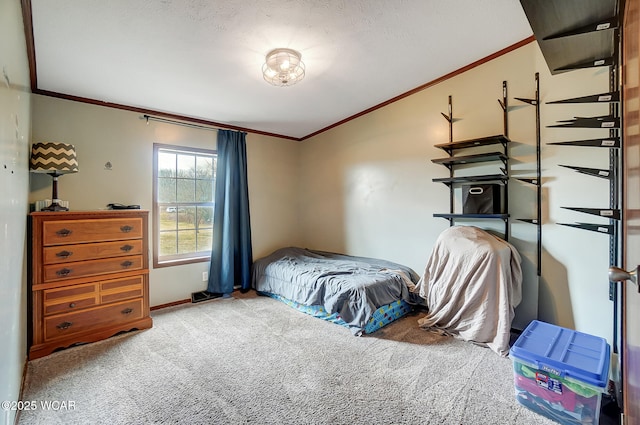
[{"left": 153, "top": 143, "right": 217, "bottom": 267}]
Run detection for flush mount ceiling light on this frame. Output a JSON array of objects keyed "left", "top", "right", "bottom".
[{"left": 262, "top": 48, "right": 305, "bottom": 87}]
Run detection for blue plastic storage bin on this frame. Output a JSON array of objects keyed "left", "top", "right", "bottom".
[{"left": 509, "top": 320, "right": 610, "bottom": 425}]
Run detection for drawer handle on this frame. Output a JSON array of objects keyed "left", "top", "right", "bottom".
[
  {"left": 121, "top": 308, "right": 133, "bottom": 315},
  {"left": 120, "top": 244, "right": 134, "bottom": 252},
  {"left": 121, "top": 260, "right": 133, "bottom": 268},
  {"left": 120, "top": 225, "right": 133, "bottom": 233},
  {"left": 69, "top": 303, "right": 76, "bottom": 308},
  {"left": 56, "top": 321, "right": 73, "bottom": 330},
  {"left": 56, "top": 250, "right": 73, "bottom": 259},
  {"left": 56, "top": 268, "right": 73, "bottom": 277},
  {"left": 55, "top": 228, "right": 73, "bottom": 237}
]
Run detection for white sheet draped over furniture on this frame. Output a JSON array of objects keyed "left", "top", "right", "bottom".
[{"left": 413, "top": 226, "right": 522, "bottom": 356}]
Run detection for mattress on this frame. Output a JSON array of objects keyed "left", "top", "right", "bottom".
[{"left": 251, "top": 247, "right": 424, "bottom": 335}]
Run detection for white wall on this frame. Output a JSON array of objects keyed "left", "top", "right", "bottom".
[
  {"left": 299, "top": 41, "right": 614, "bottom": 344},
  {"left": 0, "top": 0, "right": 31, "bottom": 424},
  {"left": 30, "top": 96, "right": 301, "bottom": 306}
]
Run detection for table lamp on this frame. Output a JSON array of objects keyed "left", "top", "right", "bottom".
[{"left": 29, "top": 142, "right": 78, "bottom": 211}]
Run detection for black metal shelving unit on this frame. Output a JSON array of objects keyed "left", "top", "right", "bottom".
[
  {"left": 519, "top": 0, "right": 621, "bottom": 248},
  {"left": 431, "top": 82, "right": 511, "bottom": 240},
  {"left": 534, "top": 8, "right": 622, "bottom": 401},
  {"left": 514, "top": 72, "right": 542, "bottom": 277},
  {"left": 520, "top": 0, "right": 623, "bottom": 409},
  {"left": 547, "top": 90, "right": 621, "bottom": 239}
]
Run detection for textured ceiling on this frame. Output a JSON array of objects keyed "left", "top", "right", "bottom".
[{"left": 29, "top": 0, "right": 533, "bottom": 139}]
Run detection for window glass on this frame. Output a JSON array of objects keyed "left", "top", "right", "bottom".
[{"left": 153, "top": 143, "right": 217, "bottom": 267}]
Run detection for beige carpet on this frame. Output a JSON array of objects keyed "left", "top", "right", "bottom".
[{"left": 18, "top": 291, "right": 553, "bottom": 424}]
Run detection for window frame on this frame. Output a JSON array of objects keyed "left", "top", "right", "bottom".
[{"left": 152, "top": 143, "right": 217, "bottom": 268}]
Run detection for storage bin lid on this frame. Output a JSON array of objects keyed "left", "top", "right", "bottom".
[{"left": 510, "top": 320, "right": 610, "bottom": 389}]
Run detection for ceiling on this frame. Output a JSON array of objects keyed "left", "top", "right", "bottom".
[{"left": 26, "top": 0, "right": 534, "bottom": 140}]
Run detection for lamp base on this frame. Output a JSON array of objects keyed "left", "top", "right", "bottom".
[{"left": 41, "top": 201, "right": 69, "bottom": 212}]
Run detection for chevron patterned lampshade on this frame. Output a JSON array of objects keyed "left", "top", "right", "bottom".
[
  {"left": 30, "top": 142, "right": 79, "bottom": 211},
  {"left": 29, "top": 142, "right": 78, "bottom": 174}
]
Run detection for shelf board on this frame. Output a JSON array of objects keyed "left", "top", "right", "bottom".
[
  {"left": 434, "top": 135, "right": 510, "bottom": 155},
  {"left": 547, "top": 137, "right": 620, "bottom": 148},
  {"left": 543, "top": 16, "right": 618, "bottom": 40},
  {"left": 432, "top": 174, "right": 508, "bottom": 185},
  {"left": 519, "top": 0, "right": 618, "bottom": 75},
  {"left": 558, "top": 222, "right": 614, "bottom": 235},
  {"left": 547, "top": 91, "right": 619, "bottom": 104},
  {"left": 433, "top": 213, "right": 509, "bottom": 220},
  {"left": 559, "top": 164, "right": 612, "bottom": 179},
  {"left": 554, "top": 56, "right": 615, "bottom": 72},
  {"left": 431, "top": 152, "right": 507, "bottom": 167},
  {"left": 561, "top": 206, "right": 620, "bottom": 220}
]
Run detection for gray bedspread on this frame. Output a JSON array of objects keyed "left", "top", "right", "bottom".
[{"left": 251, "top": 247, "right": 424, "bottom": 335}]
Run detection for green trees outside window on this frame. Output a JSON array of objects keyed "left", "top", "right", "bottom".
[{"left": 154, "top": 144, "right": 217, "bottom": 266}]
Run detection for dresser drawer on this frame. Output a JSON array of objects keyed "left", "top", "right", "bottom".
[
  {"left": 43, "top": 239, "right": 142, "bottom": 264},
  {"left": 100, "top": 275, "right": 144, "bottom": 303},
  {"left": 42, "top": 218, "right": 143, "bottom": 246},
  {"left": 43, "top": 255, "right": 143, "bottom": 282},
  {"left": 43, "top": 283, "right": 99, "bottom": 316},
  {"left": 44, "top": 298, "right": 144, "bottom": 341},
  {"left": 43, "top": 239, "right": 143, "bottom": 264}
]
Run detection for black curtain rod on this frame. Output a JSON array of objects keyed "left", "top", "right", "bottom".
[{"left": 141, "top": 114, "right": 218, "bottom": 131}]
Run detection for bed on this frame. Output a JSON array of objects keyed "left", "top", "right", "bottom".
[
  {"left": 413, "top": 226, "right": 523, "bottom": 356},
  {"left": 251, "top": 247, "right": 425, "bottom": 335}
]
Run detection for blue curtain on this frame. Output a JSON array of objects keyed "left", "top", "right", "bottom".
[{"left": 207, "top": 130, "right": 253, "bottom": 295}]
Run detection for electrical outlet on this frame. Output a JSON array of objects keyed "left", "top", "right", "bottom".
[{"left": 202, "top": 271, "right": 208, "bottom": 282}]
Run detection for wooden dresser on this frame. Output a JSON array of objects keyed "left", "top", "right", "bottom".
[{"left": 28, "top": 210, "right": 152, "bottom": 359}]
